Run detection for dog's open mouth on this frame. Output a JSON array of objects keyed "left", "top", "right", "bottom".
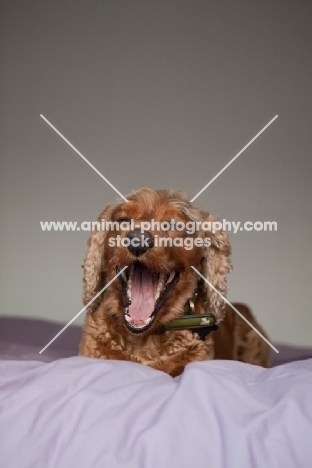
[{"left": 117, "top": 263, "right": 180, "bottom": 333}]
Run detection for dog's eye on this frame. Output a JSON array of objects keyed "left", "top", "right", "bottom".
[{"left": 116, "top": 217, "right": 132, "bottom": 224}]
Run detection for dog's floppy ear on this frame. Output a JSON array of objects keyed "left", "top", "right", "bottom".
[
  {"left": 83, "top": 202, "right": 120, "bottom": 312},
  {"left": 199, "top": 212, "right": 232, "bottom": 323}
]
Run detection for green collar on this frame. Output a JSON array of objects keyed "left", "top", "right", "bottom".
[
  {"left": 156, "top": 299, "right": 219, "bottom": 341},
  {"left": 165, "top": 313, "right": 217, "bottom": 331}
]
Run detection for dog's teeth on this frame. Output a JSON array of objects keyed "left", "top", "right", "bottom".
[
  {"left": 127, "top": 270, "right": 132, "bottom": 300},
  {"left": 144, "top": 318, "right": 152, "bottom": 325},
  {"left": 158, "top": 273, "right": 165, "bottom": 288},
  {"left": 155, "top": 273, "right": 165, "bottom": 300},
  {"left": 155, "top": 288, "right": 162, "bottom": 301},
  {"left": 125, "top": 315, "right": 132, "bottom": 323},
  {"left": 155, "top": 286, "right": 161, "bottom": 300}
]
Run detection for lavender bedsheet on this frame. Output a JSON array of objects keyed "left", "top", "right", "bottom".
[{"left": 1, "top": 317, "right": 312, "bottom": 467}]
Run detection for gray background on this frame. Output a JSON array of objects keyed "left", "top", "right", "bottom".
[{"left": 1, "top": 0, "right": 311, "bottom": 347}]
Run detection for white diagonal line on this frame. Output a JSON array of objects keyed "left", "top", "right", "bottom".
[
  {"left": 39, "top": 266, "right": 128, "bottom": 354},
  {"left": 191, "top": 266, "right": 279, "bottom": 353},
  {"left": 190, "top": 115, "right": 278, "bottom": 202},
  {"left": 40, "top": 114, "right": 129, "bottom": 202}
]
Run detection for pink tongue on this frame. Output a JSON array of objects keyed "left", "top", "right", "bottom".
[{"left": 128, "top": 267, "right": 158, "bottom": 321}]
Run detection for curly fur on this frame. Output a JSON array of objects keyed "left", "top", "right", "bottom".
[{"left": 79, "top": 187, "right": 270, "bottom": 376}]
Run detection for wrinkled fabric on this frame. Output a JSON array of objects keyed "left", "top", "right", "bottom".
[{"left": 0, "top": 356, "right": 311, "bottom": 468}]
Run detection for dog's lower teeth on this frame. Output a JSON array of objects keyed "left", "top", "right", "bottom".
[{"left": 125, "top": 316, "right": 152, "bottom": 327}]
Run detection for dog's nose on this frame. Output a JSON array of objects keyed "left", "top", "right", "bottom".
[{"left": 125, "top": 229, "right": 154, "bottom": 256}]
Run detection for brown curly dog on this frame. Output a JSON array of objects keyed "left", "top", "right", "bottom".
[{"left": 79, "top": 188, "right": 270, "bottom": 376}]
